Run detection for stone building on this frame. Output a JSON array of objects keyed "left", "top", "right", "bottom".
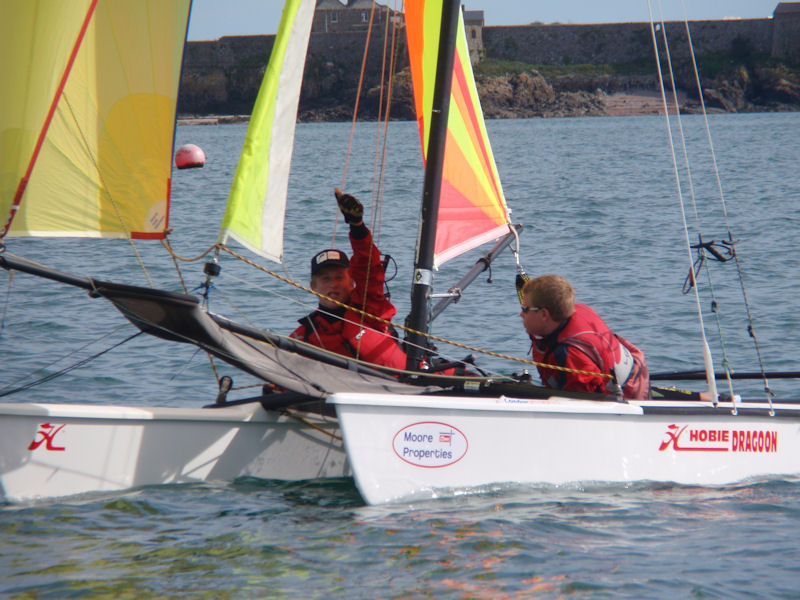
[
  {"left": 772, "top": 2, "right": 800, "bottom": 59},
  {"left": 463, "top": 9, "right": 484, "bottom": 64},
  {"left": 313, "top": 0, "right": 395, "bottom": 33}
]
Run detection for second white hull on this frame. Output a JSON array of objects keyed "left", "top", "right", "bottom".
[
  {"left": 331, "top": 393, "right": 800, "bottom": 505},
  {"left": 0, "top": 401, "right": 347, "bottom": 503}
]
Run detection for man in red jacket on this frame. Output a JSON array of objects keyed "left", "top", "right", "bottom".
[
  {"left": 290, "top": 189, "right": 407, "bottom": 371},
  {"left": 520, "top": 274, "right": 650, "bottom": 399}
]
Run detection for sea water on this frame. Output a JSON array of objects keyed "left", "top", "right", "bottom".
[{"left": 1, "top": 112, "right": 799, "bottom": 597}]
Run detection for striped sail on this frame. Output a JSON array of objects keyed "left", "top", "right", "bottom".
[
  {"left": 217, "top": 0, "right": 315, "bottom": 263},
  {"left": 405, "top": 0, "right": 511, "bottom": 267},
  {"left": 0, "top": 0, "right": 190, "bottom": 239}
]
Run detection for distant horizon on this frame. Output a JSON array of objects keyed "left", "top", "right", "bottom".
[{"left": 188, "top": 0, "right": 782, "bottom": 41}]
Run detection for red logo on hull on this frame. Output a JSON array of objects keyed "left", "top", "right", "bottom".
[
  {"left": 659, "top": 424, "right": 777, "bottom": 453},
  {"left": 28, "top": 423, "right": 66, "bottom": 451}
]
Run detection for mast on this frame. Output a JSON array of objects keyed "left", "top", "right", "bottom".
[{"left": 405, "top": 0, "right": 462, "bottom": 372}]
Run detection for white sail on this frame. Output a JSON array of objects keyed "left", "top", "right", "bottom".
[{"left": 217, "top": 0, "right": 315, "bottom": 262}]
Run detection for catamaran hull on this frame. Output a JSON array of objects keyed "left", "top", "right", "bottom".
[
  {"left": 330, "top": 393, "right": 800, "bottom": 505},
  {"left": 0, "top": 402, "right": 346, "bottom": 503}
]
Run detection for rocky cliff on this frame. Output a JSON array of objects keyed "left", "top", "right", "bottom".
[
  {"left": 178, "top": 27, "right": 800, "bottom": 122},
  {"left": 178, "top": 58, "right": 800, "bottom": 122}
]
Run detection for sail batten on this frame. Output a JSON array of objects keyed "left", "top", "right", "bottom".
[
  {"left": 218, "top": 0, "right": 315, "bottom": 263},
  {"left": 0, "top": 0, "right": 190, "bottom": 240},
  {"left": 406, "top": 0, "right": 511, "bottom": 268}
]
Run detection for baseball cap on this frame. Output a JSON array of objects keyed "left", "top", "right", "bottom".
[{"left": 310, "top": 249, "right": 349, "bottom": 276}]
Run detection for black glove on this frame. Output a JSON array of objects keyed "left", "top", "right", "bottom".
[{"left": 335, "top": 188, "right": 363, "bottom": 225}]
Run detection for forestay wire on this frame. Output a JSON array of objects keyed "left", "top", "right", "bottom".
[
  {"left": 677, "top": 0, "right": 774, "bottom": 409},
  {"left": 648, "top": 0, "right": 774, "bottom": 413},
  {"left": 647, "top": 0, "right": 719, "bottom": 404}
]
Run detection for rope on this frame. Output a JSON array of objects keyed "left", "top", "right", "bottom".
[
  {"left": 657, "top": 7, "right": 738, "bottom": 406},
  {"left": 0, "top": 330, "right": 144, "bottom": 398},
  {"left": 1, "top": 269, "right": 12, "bottom": 335},
  {"left": 352, "top": 9, "right": 402, "bottom": 360},
  {"left": 648, "top": 2, "right": 718, "bottom": 403},
  {"left": 212, "top": 243, "right": 611, "bottom": 379},
  {"left": 281, "top": 408, "right": 342, "bottom": 442},
  {"left": 679, "top": 0, "right": 773, "bottom": 410},
  {"left": 655, "top": 6, "right": 743, "bottom": 410},
  {"left": 161, "top": 234, "right": 224, "bottom": 386},
  {"left": 333, "top": 1, "right": 380, "bottom": 247}
]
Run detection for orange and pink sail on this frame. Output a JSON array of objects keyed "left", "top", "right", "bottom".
[{"left": 405, "top": 0, "right": 512, "bottom": 267}]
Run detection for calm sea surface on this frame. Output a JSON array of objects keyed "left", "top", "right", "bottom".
[{"left": 2, "top": 112, "right": 799, "bottom": 597}]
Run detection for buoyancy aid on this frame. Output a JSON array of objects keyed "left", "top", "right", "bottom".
[
  {"left": 531, "top": 303, "right": 650, "bottom": 399},
  {"left": 292, "top": 307, "right": 355, "bottom": 358},
  {"left": 291, "top": 227, "right": 407, "bottom": 370}
]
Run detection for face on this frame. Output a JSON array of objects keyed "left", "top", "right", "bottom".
[
  {"left": 520, "top": 301, "right": 547, "bottom": 338},
  {"left": 311, "top": 266, "right": 354, "bottom": 309}
]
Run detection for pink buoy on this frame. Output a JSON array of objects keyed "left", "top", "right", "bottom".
[{"left": 175, "top": 144, "right": 206, "bottom": 169}]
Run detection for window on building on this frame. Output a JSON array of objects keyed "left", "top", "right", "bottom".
[
  {"left": 471, "top": 29, "right": 476, "bottom": 39},
  {"left": 361, "top": 11, "right": 368, "bottom": 22},
  {"left": 331, "top": 12, "right": 338, "bottom": 23}
]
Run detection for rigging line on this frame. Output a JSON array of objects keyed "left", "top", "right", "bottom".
[
  {"left": 206, "top": 272, "right": 377, "bottom": 384},
  {"left": 160, "top": 239, "right": 217, "bottom": 262},
  {"left": 375, "top": 1, "right": 403, "bottom": 246},
  {"left": 355, "top": 10, "right": 402, "bottom": 359},
  {"left": 0, "top": 269, "right": 12, "bottom": 335},
  {"left": 61, "top": 94, "right": 153, "bottom": 287},
  {"left": 0, "top": 330, "right": 144, "bottom": 399},
  {"left": 679, "top": 0, "right": 773, "bottom": 407},
  {"left": 334, "top": 1, "right": 380, "bottom": 247},
  {"left": 370, "top": 5, "right": 390, "bottom": 218},
  {"left": 0, "top": 321, "right": 134, "bottom": 392},
  {"left": 281, "top": 408, "right": 342, "bottom": 442},
  {"left": 162, "top": 236, "right": 189, "bottom": 293},
  {"left": 648, "top": 1, "right": 718, "bottom": 404},
  {"left": 224, "top": 267, "right": 477, "bottom": 373},
  {"left": 656, "top": 0, "right": 737, "bottom": 404},
  {"left": 217, "top": 244, "right": 611, "bottom": 378},
  {"left": 162, "top": 234, "right": 223, "bottom": 385}
]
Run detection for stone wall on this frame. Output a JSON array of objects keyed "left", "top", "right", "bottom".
[
  {"left": 178, "top": 11, "right": 799, "bottom": 117},
  {"left": 482, "top": 19, "right": 775, "bottom": 66},
  {"left": 180, "top": 30, "right": 403, "bottom": 115}
]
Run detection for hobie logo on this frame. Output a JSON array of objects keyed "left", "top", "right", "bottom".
[
  {"left": 393, "top": 422, "right": 468, "bottom": 468},
  {"left": 659, "top": 424, "right": 778, "bottom": 453},
  {"left": 28, "top": 423, "right": 66, "bottom": 452}
]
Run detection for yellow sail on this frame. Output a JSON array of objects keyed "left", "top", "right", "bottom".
[
  {"left": 218, "top": 0, "right": 315, "bottom": 263},
  {"left": 0, "top": 0, "right": 190, "bottom": 239},
  {"left": 406, "top": 0, "right": 511, "bottom": 267}
]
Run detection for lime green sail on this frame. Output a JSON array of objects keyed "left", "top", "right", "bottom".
[{"left": 217, "top": 0, "right": 315, "bottom": 263}]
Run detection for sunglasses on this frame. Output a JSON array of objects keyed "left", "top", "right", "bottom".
[{"left": 520, "top": 305, "right": 542, "bottom": 314}]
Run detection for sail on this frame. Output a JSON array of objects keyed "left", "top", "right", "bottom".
[
  {"left": 217, "top": 0, "right": 315, "bottom": 263},
  {"left": 405, "top": 0, "right": 511, "bottom": 267},
  {"left": 0, "top": 0, "right": 190, "bottom": 239}
]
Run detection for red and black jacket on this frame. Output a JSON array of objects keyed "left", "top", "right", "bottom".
[{"left": 531, "top": 303, "right": 650, "bottom": 399}]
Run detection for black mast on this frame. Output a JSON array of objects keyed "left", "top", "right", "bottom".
[{"left": 405, "top": 0, "right": 462, "bottom": 372}]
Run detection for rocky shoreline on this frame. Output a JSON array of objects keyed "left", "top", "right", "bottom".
[
  {"left": 178, "top": 90, "right": 675, "bottom": 125},
  {"left": 178, "top": 64, "right": 800, "bottom": 124},
  {"left": 178, "top": 67, "right": 800, "bottom": 125}
]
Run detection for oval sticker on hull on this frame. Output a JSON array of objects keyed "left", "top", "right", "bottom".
[{"left": 393, "top": 422, "right": 468, "bottom": 468}]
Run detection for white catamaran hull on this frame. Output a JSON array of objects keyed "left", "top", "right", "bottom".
[
  {"left": 0, "top": 402, "right": 346, "bottom": 503},
  {"left": 330, "top": 393, "right": 800, "bottom": 505}
]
